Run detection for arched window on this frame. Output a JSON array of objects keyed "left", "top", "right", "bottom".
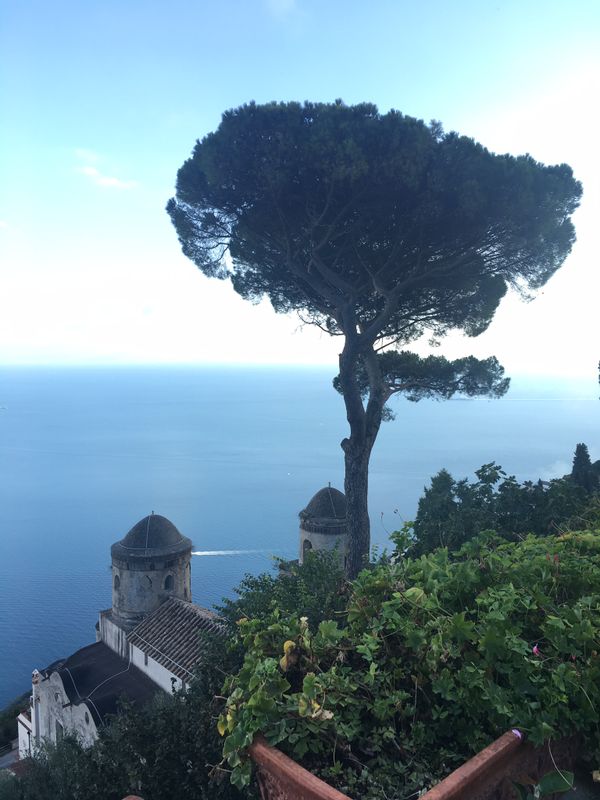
[
  {"left": 114, "top": 574, "right": 120, "bottom": 590},
  {"left": 302, "top": 539, "right": 313, "bottom": 561},
  {"left": 164, "top": 574, "right": 174, "bottom": 591}
]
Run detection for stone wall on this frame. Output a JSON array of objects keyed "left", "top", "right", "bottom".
[
  {"left": 298, "top": 527, "right": 348, "bottom": 569},
  {"left": 98, "top": 611, "right": 130, "bottom": 659},
  {"left": 32, "top": 672, "right": 97, "bottom": 750},
  {"left": 111, "top": 551, "right": 191, "bottom": 628}
]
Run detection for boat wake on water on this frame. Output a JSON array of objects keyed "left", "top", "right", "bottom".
[{"left": 192, "top": 549, "right": 275, "bottom": 557}]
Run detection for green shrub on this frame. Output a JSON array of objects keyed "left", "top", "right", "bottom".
[
  {"left": 220, "top": 532, "right": 600, "bottom": 798},
  {"left": 409, "top": 461, "right": 590, "bottom": 556},
  {"left": 0, "top": 772, "right": 20, "bottom": 800},
  {"left": 217, "top": 550, "right": 348, "bottom": 631}
]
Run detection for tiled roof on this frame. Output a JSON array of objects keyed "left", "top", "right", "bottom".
[{"left": 128, "top": 598, "right": 221, "bottom": 681}]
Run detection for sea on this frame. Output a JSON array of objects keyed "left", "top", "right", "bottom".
[{"left": 0, "top": 365, "right": 598, "bottom": 708}]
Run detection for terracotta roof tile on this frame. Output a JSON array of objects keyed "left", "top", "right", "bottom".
[{"left": 127, "top": 598, "right": 221, "bottom": 681}]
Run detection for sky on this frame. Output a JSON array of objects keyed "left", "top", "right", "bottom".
[{"left": 1, "top": 0, "right": 599, "bottom": 377}]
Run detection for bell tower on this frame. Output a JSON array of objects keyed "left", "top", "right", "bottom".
[
  {"left": 299, "top": 486, "right": 348, "bottom": 570},
  {"left": 110, "top": 512, "right": 192, "bottom": 630}
]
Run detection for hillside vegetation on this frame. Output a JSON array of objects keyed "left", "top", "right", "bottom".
[{"left": 220, "top": 532, "right": 600, "bottom": 798}]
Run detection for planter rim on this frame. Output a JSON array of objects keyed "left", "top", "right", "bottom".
[
  {"left": 249, "top": 729, "right": 526, "bottom": 800},
  {"left": 249, "top": 734, "right": 352, "bottom": 800},
  {"left": 419, "top": 729, "right": 524, "bottom": 800}
]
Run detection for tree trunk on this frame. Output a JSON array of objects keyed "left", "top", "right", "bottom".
[
  {"left": 343, "top": 438, "right": 373, "bottom": 578},
  {"left": 338, "top": 339, "right": 385, "bottom": 578}
]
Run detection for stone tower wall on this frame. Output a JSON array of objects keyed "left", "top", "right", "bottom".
[
  {"left": 298, "top": 525, "right": 349, "bottom": 569},
  {"left": 111, "top": 550, "right": 191, "bottom": 628}
]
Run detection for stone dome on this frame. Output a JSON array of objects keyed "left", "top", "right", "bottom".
[
  {"left": 300, "top": 486, "right": 347, "bottom": 534},
  {"left": 111, "top": 514, "right": 192, "bottom": 560}
]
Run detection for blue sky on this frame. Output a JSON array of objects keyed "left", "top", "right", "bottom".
[{"left": 1, "top": 0, "right": 599, "bottom": 375}]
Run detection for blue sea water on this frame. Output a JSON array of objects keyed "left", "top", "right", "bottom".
[{"left": 0, "top": 365, "right": 598, "bottom": 708}]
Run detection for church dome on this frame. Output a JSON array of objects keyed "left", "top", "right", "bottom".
[
  {"left": 301, "top": 486, "right": 346, "bottom": 520},
  {"left": 300, "top": 486, "right": 347, "bottom": 534},
  {"left": 111, "top": 514, "right": 192, "bottom": 560}
]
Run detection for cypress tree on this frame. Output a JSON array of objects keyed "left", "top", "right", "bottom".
[{"left": 571, "top": 442, "right": 597, "bottom": 493}]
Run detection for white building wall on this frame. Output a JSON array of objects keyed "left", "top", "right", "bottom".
[
  {"left": 129, "top": 642, "right": 183, "bottom": 693},
  {"left": 31, "top": 671, "right": 97, "bottom": 749},
  {"left": 17, "top": 710, "right": 32, "bottom": 759},
  {"left": 299, "top": 527, "right": 349, "bottom": 568},
  {"left": 99, "top": 612, "right": 184, "bottom": 693},
  {"left": 98, "top": 612, "right": 129, "bottom": 659}
]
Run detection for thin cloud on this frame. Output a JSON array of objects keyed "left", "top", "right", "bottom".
[
  {"left": 74, "top": 148, "right": 100, "bottom": 163},
  {"left": 0, "top": 220, "right": 8, "bottom": 230},
  {"left": 76, "top": 164, "right": 136, "bottom": 189}
]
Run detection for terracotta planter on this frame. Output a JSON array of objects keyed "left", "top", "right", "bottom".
[
  {"left": 249, "top": 736, "right": 350, "bottom": 800},
  {"left": 419, "top": 730, "right": 576, "bottom": 800},
  {"left": 249, "top": 730, "right": 577, "bottom": 800}
]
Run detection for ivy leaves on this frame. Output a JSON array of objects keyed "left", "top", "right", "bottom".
[{"left": 220, "top": 532, "right": 600, "bottom": 798}]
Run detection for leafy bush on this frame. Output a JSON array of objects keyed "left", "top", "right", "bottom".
[
  {"left": 410, "top": 461, "right": 590, "bottom": 555},
  {"left": 8, "top": 735, "right": 94, "bottom": 800},
  {"left": 217, "top": 550, "right": 348, "bottom": 632},
  {"left": 0, "top": 773, "right": 20, "bottom": 800},
  {"left": 514, "top": 768, "right": 574, "bottom": 799},
  {"left": 219, "top": 532, "right": 600, "bottom": 798},
  {"left": 567, "top": 494, "right": 600, "bottom": 532}
]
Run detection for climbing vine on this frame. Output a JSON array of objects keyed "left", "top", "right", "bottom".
[{"left": 219, "top": 532, "right": 600, "bottom": 798}]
